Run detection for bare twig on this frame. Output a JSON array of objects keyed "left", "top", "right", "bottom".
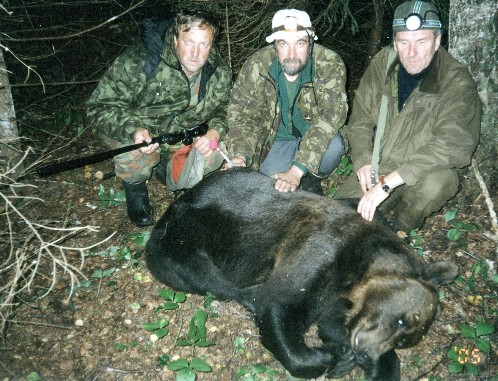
[
  {"left": 471, "top": 158, "right": 498, "bottom": 257},
  {"left": 0, "top": 146, "right": 115, "bottom": 336},
  {"left": 1, "top": 0, "right": 147, "bottom": 42}
]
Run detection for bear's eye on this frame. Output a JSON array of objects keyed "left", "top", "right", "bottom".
[{"left": 394, "top": 315, "right": 407, "bottom": 330}]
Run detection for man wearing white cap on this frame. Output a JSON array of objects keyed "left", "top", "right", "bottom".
[
  {"left": 225, "top": 9, "right": 348, "bottom": 194},
  {"left": 336, "top": 0, "right": 481, "bottom": 232}
]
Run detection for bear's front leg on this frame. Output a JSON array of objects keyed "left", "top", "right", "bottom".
[{"left": 256, "top": 304, "right": 334, "bottom": 379}]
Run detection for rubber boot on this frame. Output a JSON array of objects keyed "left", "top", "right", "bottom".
[
  {"left": 300, "top": 173, "right": 326, "bottom": 195},
  {"left": 122, "top": 181, "right": 154, "bottom": 227}
]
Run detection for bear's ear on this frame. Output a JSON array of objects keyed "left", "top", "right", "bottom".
[{"left": 423, "top": 261, "right": 459, "bottom": 287}]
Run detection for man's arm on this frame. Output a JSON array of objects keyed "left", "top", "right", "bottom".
[
  {"left": 225, "top": 49, "right": 272, "bottom": 164},
  {"left": 86, "top": 46, "right": 147, "bottom": 144},
  {"left": 294, "top": 47, "right": 348, "bottom": 173}
]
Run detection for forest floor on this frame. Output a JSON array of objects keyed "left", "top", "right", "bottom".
[{"left": 1, "top": 137, "right": 497, "bottom": 381}]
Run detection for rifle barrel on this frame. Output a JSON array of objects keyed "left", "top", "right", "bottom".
[{"left": 35, "top": 124, "right": 208, "bottom": 178}]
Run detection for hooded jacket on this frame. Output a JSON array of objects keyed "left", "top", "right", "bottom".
[
  {"left": 86, "top": 20, "right": 232, "bottom": 145},
  {"left": 225, "top": 44, "right": 348, "bottom": 173},
  {"left": 347, "top": 46, "right": 481, "bottom": 186}
]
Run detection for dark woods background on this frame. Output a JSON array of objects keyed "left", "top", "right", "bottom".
[{"left": 1, "top": 0, "right": 450, "bottom": 153}]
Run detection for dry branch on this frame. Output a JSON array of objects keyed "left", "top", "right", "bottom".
[
  {"left": 0, "top": 146, "right": 114, "bottom": 338},
  {"left": 471, "top": 158, "right": 498, "bottom": 257}
]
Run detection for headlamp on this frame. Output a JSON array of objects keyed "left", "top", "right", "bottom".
[
  {"left": 404, "top": 13, "right": 423, "bottom": 30},
  {"left": 283, "top": 16, "right": 298, "bottom": 32},
  {"left": 402, "top": 10, "right": 442, "bottom": 31}
]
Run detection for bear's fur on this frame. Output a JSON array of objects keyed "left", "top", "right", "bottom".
[{"left": 146, "top": 168, "right": 458, "bottom": 380}]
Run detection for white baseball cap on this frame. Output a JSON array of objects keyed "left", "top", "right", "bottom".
[{"left": 266, "top": 9, "right": 318, "bottom": 43}]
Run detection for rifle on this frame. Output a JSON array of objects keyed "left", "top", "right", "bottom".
[{"left": 37, "top": 123, "right": 208, "bottom": 177}]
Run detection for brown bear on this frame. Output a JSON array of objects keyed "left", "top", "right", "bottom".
[{"left": 146, "top": 168, "right": 458, "bottom": 380}]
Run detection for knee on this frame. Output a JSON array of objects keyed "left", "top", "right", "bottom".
[
  {"left": 394, "top": 170, "right": 459, "bottom": 230},
  {"left": 413, "top": 170, "right": 459, "bottom": 202}
]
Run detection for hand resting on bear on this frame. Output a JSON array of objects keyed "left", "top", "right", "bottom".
[{"left": 146, "top": 168, "right": 458, "bottom": 380}]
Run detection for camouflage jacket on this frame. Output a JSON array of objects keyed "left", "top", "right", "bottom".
[
  {"left": 225, "top": 44, "right": 348, "bottom": 173},
  {"left": 86, "top": 20, "right": 232, "bottom": 145},
  {"left": 346, "top": 46, "right": 481, "bottom": 186}
]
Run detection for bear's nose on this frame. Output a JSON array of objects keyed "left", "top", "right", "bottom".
[{"left": 356, "top": 348, "right": 375, "bottom": 368}]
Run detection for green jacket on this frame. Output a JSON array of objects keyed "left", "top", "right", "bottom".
[
  {"left": 225, "top": 44, "right": 348, "bottom": 173},
  {"left": 86, "top": 23, "right": 232, "bottom": 145},
  {"left": 346, "top": 46, "right": 481, "bottom": 186}
]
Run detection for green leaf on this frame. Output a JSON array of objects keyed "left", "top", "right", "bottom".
[
  {"left": 168, "top": 358, "right": 189, "bottom": 371},
  {"left": 194, "top": 339, "right": 214, "bottom": 347},
  {"left": 448, "top": 346, "right": 460, "bottom": 361},
  {"left": 116, "top": 247, "right": 131, "bottom": 261},
  {"left": 444, "top": 208, "right": 458, "bottom": 222},
  {"left": 251, "top": 364, "right": 268, "bottom": 374},
  {"left": 459, "top": 324, "right": 476, "bottom": 338},
  {"left": 453, "top": 220, "right": 466, "bottom": 229},
  {"left": 174, "top": 292, "right": 186, "bottom": 303},
  {"left": 234, "top": 337, "right": 246, "bottom": 351},
  {"left": 448, "top": 361, "right": 464, "bottom": 373},
  {"left": 163, "top": 301, "right": 180, "bottom": 310},
  {"left": 447, "top": 228, "right": 461, "bottom": 241},
  {"left": 465, "top": 222, "right": 479, "bottom": 232},
  {"left": 102, "top": 267, "right": 116, "bottom": 277},
  {"left": 26, "top": 372, "right": 42, "bottom": 381},
  {"left": 176, "top": 368, "right": 196, "bottom": 381},
  {"left": 114, "top": 343, "right": 128, "bottom": 351},
  {"left": 159, "top": 288, "right": 175, "bottom": 301},
  {"left": 465, "top": 363, "right": 479, "bottom": 376},
  {"left": 188, "top": 310, "right": 208, "bottom": 342},
  {"left": 143, "top": 319, "right": 169, "bottom": 332},
  {"left": 190, "top": 357, "right": 212, "bottom": 372},
  {"left": 235, "top": 365, "right": 250, "bottom": 378},
  {"left": 176, "top": 340, "right": 193, "bottom": 346},
  {"left": 476, "top": 322, "right": 495, "bottom": 337},
  {"left": 127, "top": 231, "right": 151, "bottom": 246},
  {"left": 98, "top": 185, "right": 126, "bottom": 207},
  {"left": 157, "top": 354, "right": 170, "bottom": 366},
  {"left": 475, "top": 338, "right": 491, "bottom": 353},
  {"left": 155, "top": 327, "right": 169, "bottom": 339},
  {"left": 492, "top": 274, "right": 498, "bottom": 284},
  {"left": 91, "top": 269, "right": 104, "bottom": 278}
]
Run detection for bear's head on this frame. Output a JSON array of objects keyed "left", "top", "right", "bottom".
[{"left": 346, "top": 261, "right": 458, "bottom": 367}]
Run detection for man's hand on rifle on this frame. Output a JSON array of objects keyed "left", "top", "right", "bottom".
[
  {"left": 193, "top": 129, "right": 220, "bottom": 160},
  {"left": 134, "top": 128, "right": 159, "bottom": 155}
]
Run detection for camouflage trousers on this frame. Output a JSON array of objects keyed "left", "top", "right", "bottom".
[
  {"left": 105, "top": 137, "right": 224, "bottom": 185},
  {"left": 334, "top": 168, "right": 459, "bottom": 231}
]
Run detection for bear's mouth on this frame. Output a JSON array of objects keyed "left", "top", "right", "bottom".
[{"left": 350, "top": 326, "right": 392, "bottom": 364}]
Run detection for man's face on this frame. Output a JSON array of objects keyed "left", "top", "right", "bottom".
[
  {"left": 275, "top": 34, "right": 310, "bottom": 78},
  {"left": 174, "top": 24, "right": 214, "bottom": 77},
  {"left": 394, "top": 30, "right": 441, "bottom": 75}
]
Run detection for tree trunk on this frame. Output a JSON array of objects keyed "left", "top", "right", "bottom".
[
  {"left": 448, "top": 0, "right": 497, "bottom": 164},
  {"left": 0, "top": 48, "right": 23, "bottom": 174},
  {"left": 369, "top": 0, "right": 386, "bottom": 59}
]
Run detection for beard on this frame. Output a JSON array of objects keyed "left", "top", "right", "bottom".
[{"left": 281, "top": 58, "right": 306, "bottom": 76}]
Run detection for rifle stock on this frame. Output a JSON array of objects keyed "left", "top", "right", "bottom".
[{"left": 37, "top": 123, "right": 208, "bottom": 177}]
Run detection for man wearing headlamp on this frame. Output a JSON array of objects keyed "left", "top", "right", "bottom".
[
  {"left": 336, "top": 0, "right": 481, "bottom": 232},
  {"left": 225, "top": 9, "right": 348, "bottom": 194}
]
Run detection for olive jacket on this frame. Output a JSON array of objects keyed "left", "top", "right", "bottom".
[
  {"left": 346, "top": 46, "right": 481, "bottom": 186},
  {"left": 225, "top": 44, "right": 348, "bottom": 174},
  {"left": 86, "top": 21, "right": 232, "bottom": 145}
]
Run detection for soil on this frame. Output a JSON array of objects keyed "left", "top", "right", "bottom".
[{"left": 1, "top": 151, "right": 497, "bottom": 381}]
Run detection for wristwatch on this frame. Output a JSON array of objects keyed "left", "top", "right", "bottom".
[{"left": 380, "top": 176, "right": 391, "bottom": 194}]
